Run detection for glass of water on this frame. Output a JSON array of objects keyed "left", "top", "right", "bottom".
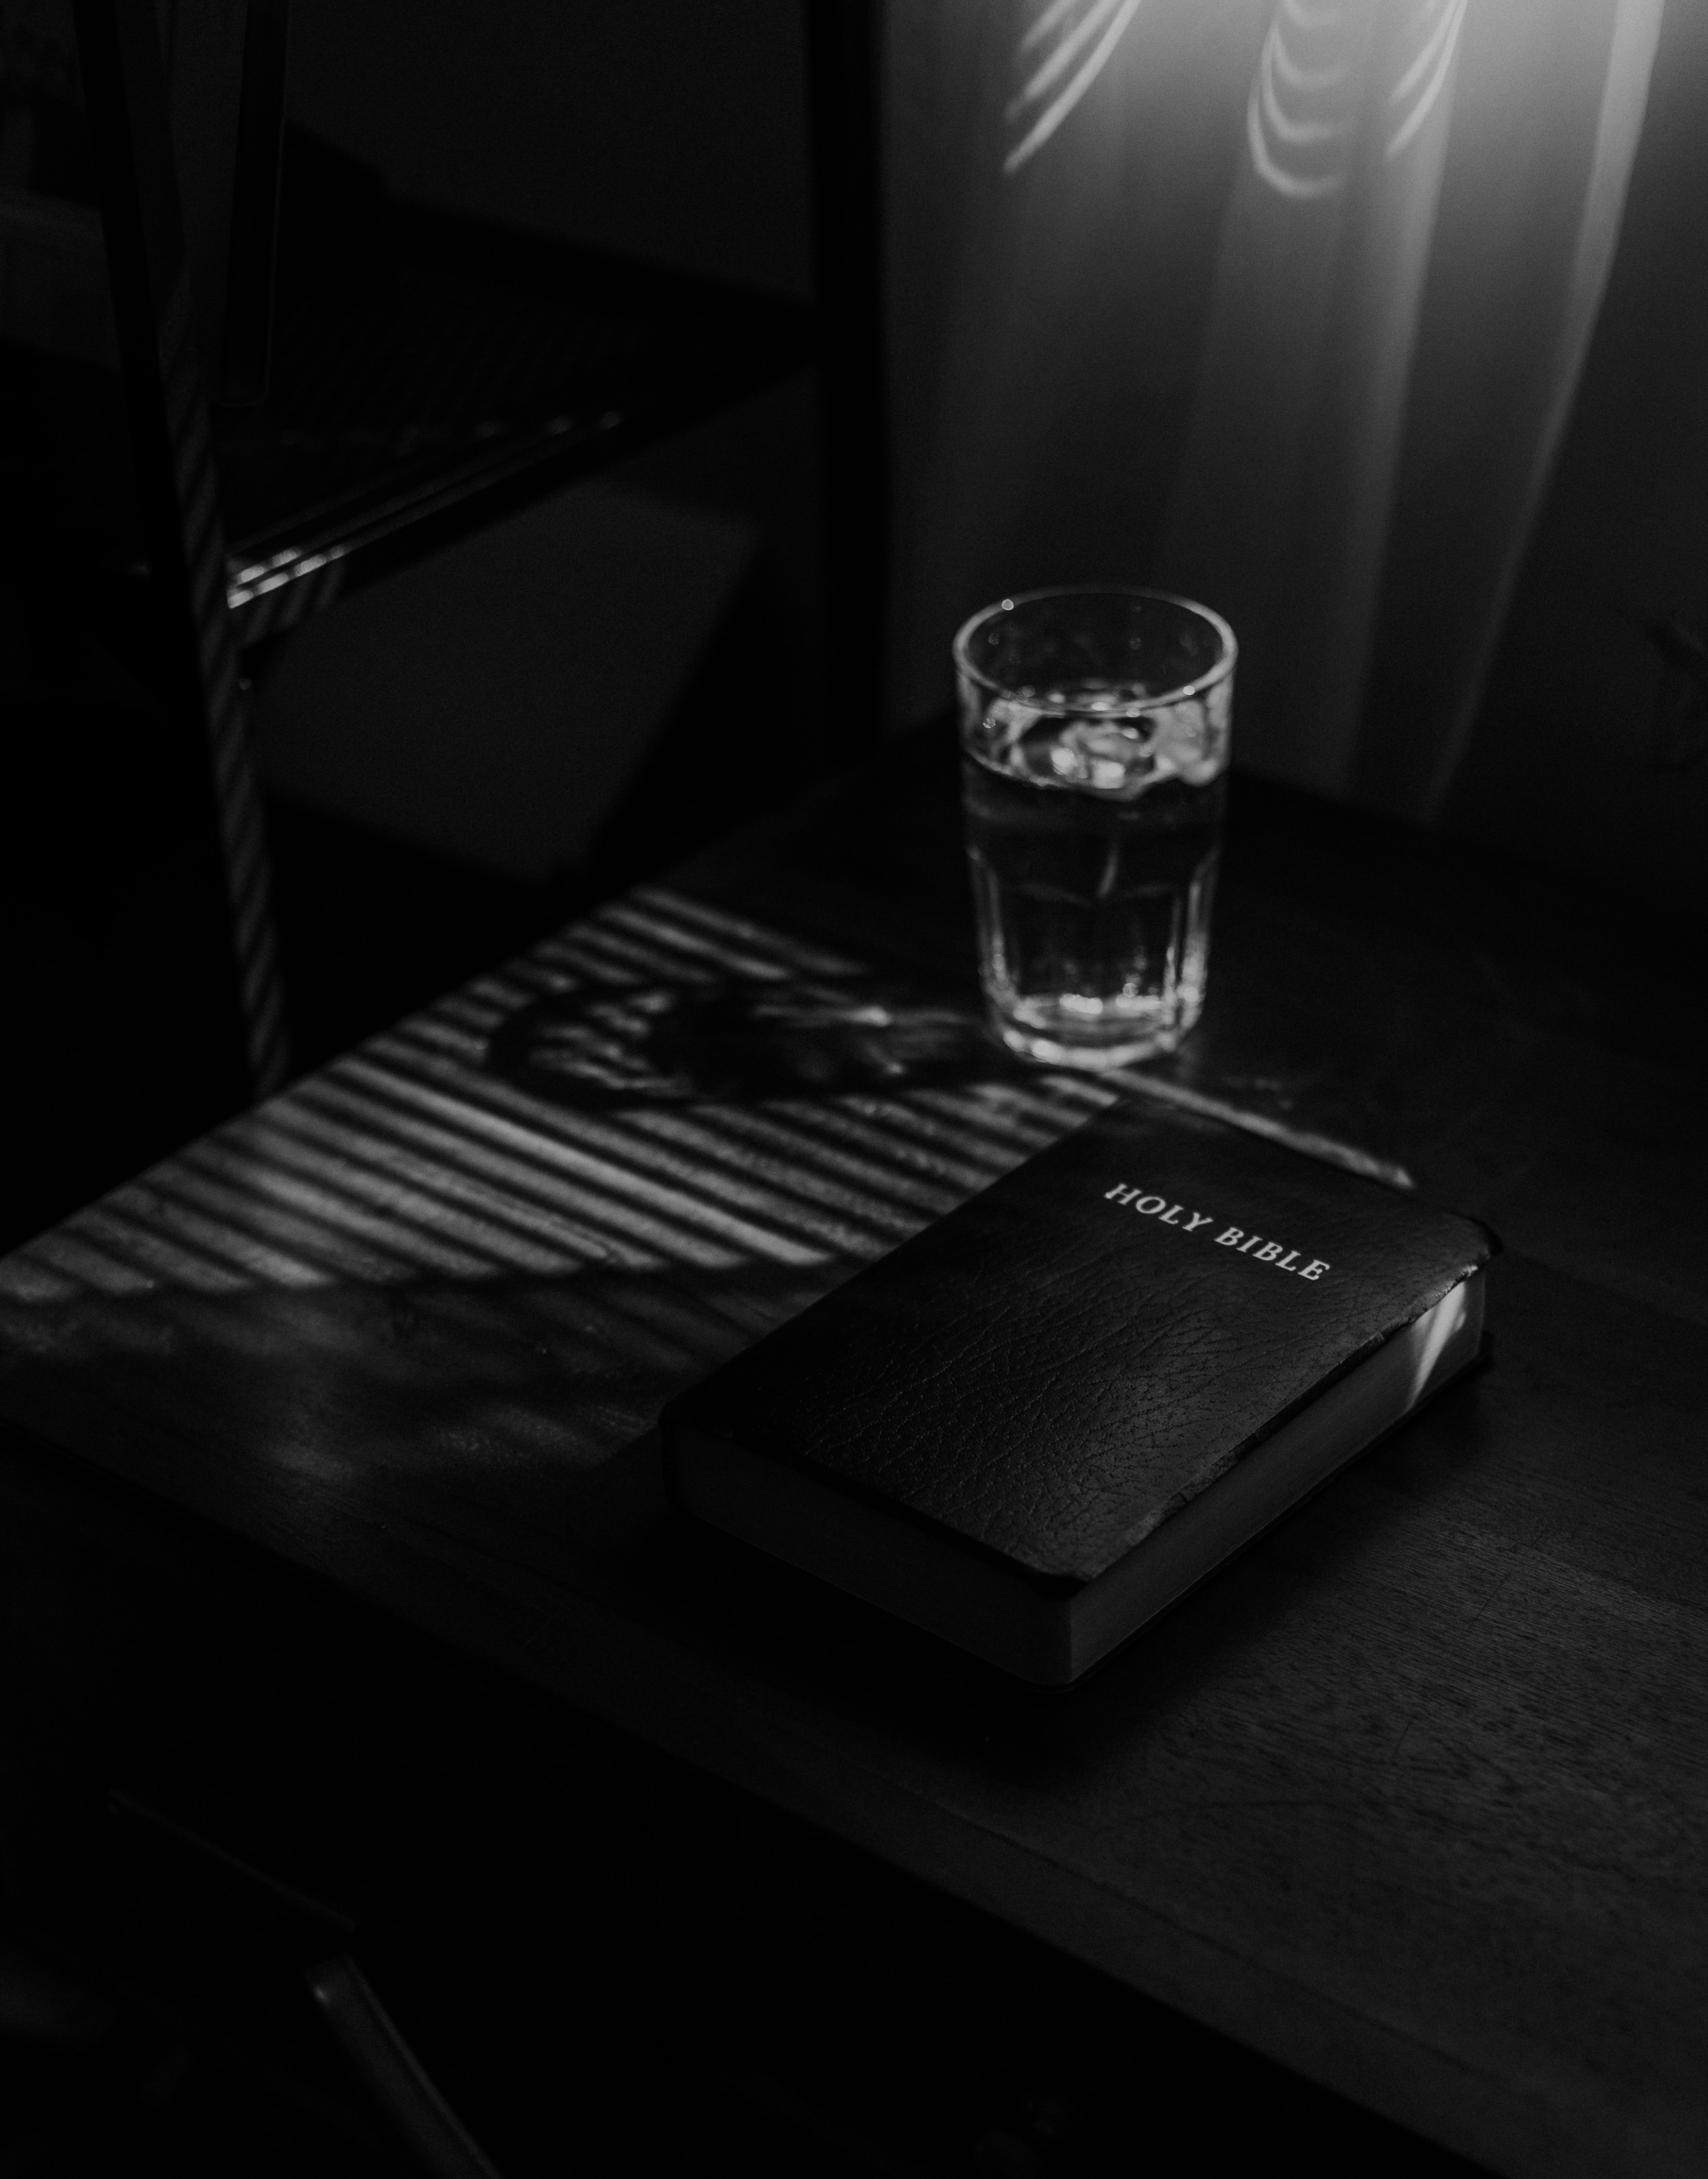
[{"left": 954, "top": 587, "right": 1236, "bottom": 1070}]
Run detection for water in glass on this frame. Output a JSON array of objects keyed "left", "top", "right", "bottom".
[{"left": 961, "top": 677, "right": 1230, "bottom": 1067}]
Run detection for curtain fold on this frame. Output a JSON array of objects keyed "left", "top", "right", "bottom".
[{"left": 885, "top": 0, "right": 1663, "bottom": 822}]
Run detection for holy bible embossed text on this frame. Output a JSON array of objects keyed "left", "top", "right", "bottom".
[{"left": 663, "top": 1102, "right": 1495, "bottom": 1685}]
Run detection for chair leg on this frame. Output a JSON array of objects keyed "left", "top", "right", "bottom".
[
  {"left": 72, "top": 0, "right": 288, "bottom": 1101},
  {"left": 802, "top": 0, "right": 889, "bottom": 759}
]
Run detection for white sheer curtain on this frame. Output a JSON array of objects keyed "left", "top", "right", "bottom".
[{"left": 885, "top": 0, "right": 1664, "bottom": 819}]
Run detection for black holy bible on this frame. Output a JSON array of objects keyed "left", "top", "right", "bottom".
[{"left": 661, "top": 1104, "right": 1496, "bottom": 1686}]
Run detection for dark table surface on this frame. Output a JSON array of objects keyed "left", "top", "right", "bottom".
[{"left": 2, "top": 729, "right": 1704, "bottom": 2178}]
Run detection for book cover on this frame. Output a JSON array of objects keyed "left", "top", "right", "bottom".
[{"left": 662, "top": 1101, "right": 1496, "bottom": 1683}]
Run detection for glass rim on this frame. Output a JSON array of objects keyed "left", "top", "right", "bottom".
[{"left": 951, "top": 585, "right": 1238, "bottom": 714}]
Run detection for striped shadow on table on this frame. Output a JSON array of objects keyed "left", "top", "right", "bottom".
[{"left": 0, "top": 891, "right": 1114, "bottom": 1486}]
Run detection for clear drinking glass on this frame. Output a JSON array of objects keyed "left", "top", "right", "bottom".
[{"left": 955, "top": 587, "right": 1236, "bottom": 1070}]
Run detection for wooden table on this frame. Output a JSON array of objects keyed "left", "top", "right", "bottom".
[{"left": 2, "top": 728, "right": 1704, "bottom": 2176}]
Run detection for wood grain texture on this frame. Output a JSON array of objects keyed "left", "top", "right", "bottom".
[{"left": 2, "top": 727, "right": 1705, "bottom": 2176}]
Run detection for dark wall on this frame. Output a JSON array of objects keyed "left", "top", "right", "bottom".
[
  {"left": 285, "top": 0, "right": 813, "bottom": 299},
  {"left": 259, "top": 1, "right": 828, "bottom": 874}
]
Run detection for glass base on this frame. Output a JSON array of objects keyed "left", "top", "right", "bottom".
[{"left": 990, "top": 997, "right": 1197, "bottom": 1072}]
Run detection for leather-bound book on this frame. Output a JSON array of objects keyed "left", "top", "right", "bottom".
[{"left": 662, "top": 1104, "right": 1496, "bottom": 1686}]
